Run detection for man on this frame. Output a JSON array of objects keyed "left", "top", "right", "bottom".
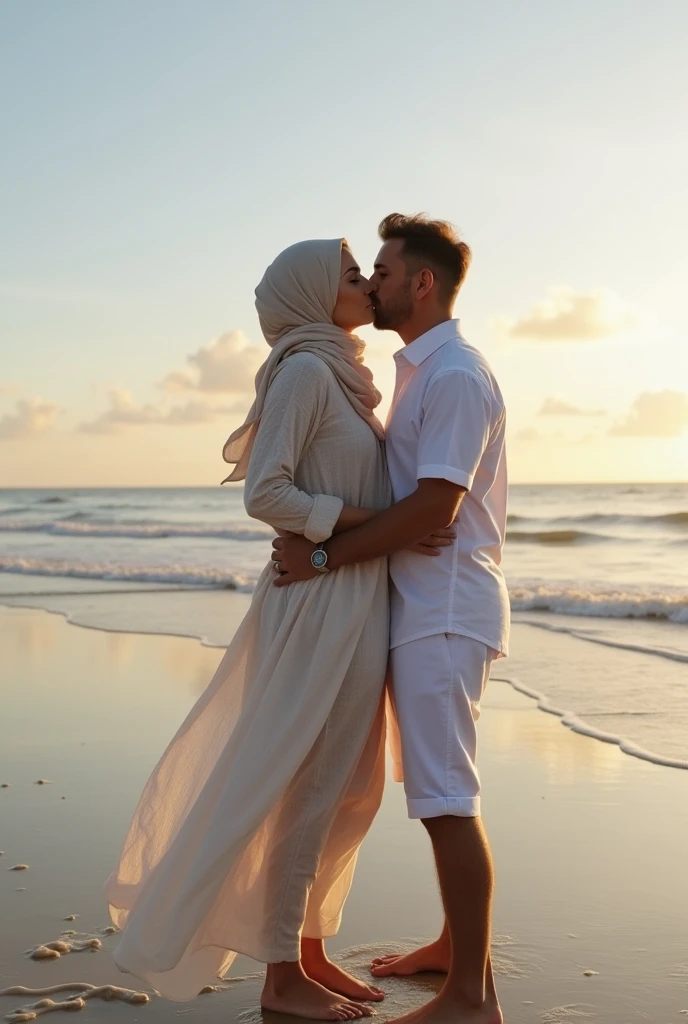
[{"left": 273, "top": 213, "right": 509, "bottom": 1024}]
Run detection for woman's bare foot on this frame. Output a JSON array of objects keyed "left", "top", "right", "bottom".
[
  {"left": 301, "top": 938, "right": 384, "bottom": 1002},
  {"left": 301, "top": 945, "right": 384, "bottom": 1002},
  {"left": 370, "top": 939, "right": 450, "bottom": 977},
  {"left": 262, "top": 962, "right": 374, "bottom": 1020}
]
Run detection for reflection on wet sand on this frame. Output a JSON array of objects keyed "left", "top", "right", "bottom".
[
  {"left": 3, "top": 607, "right": 688, "bottom": 1024},
  {"left": 486, "top": 681, "right": 625, "bottom": 785}
]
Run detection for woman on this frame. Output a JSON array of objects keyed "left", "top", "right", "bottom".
[{"left": 105, "top": 238, "right": 393, "bottom": 1020}]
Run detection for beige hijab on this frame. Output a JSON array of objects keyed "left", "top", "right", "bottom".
[{"left": 222, "top": 238, "right": 384, "bottom": 482}]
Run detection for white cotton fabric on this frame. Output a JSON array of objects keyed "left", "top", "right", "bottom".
[
  {"left": 385, "top": 319, "right": 510, "bottom": 655},
  {"left": 105, "top": 241, "right": 391, "bottom": 1002},
  {"left": 388, "top": 634, "right": 495, "bottom": 819}
]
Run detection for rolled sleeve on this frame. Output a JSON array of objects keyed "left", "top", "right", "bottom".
[
  {"left": 303, "top": 493, "right": 345, "bottom": 543},
  {"left": 417, "top": 371, "right": 492, "bottom": 491},
  {"left": 416, "top": 464, "right": 474, "bottom": 489}
]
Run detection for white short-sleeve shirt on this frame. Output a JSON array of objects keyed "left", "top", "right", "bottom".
[{"left": 385, "top": 319, "right": 510, "bottom": 655}]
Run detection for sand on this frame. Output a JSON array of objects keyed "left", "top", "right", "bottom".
[{"left": 2, "top": 604, "right": 688, "bottom": 1023}]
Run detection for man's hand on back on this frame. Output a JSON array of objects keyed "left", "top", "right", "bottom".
[{"left": 407, "top": 525, "right": 456, "bottom": 555}]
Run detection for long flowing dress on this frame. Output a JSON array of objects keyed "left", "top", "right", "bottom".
[{"left": 105, "top": 351, "right": 392, "bottom": 1001}]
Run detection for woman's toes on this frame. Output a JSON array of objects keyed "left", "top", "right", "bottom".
[{"left": 361, "top": 985, "right": 384, "bottom": 1001}]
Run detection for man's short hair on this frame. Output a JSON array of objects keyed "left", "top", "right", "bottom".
[{"left": 378, "top": 213, "right": 472, "bottom": 303}]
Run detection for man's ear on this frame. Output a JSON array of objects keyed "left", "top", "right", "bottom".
[{"left": 415, "top": 268, "right": 435, "bottom": 300}]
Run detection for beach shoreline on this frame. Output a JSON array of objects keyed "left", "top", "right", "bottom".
[
  {"left": 2, "top": 606, "right": 688, "bottom": 1023},
  {"left": 2, "top": 572, "right": 686, "bottom": 773}
]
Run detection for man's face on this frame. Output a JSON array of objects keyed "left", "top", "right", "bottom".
[{"left": 369, "top": 239, "right": 414, "bottom": 331}]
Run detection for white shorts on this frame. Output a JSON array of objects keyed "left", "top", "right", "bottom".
[{"left": 389, "top": 633, "right": 495, "bottom": 819}]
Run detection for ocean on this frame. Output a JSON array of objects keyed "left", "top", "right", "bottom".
[{"left": 0, "top": 483, "right": 686, "bottom": 768}]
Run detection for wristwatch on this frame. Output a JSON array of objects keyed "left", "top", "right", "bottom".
[{"left": 310, "top": 543, "right": 330, "bottom": 574}]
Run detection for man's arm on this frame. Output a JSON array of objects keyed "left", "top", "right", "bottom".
[
  {"left": 272, "top": 368, "right": 493, "bottom": 586},
  {"left": 329, "top": 478, "right": 465, "bottom": 566},
  {"left": 273, "top": 478, "right": 465, "bottom": 585}
]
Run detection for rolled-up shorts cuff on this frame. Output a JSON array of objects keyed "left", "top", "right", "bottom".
[
  {"left": 389, "top": 633, "right": 495, "bottom": 821},
  {"left": 408, "top": 795, "right": 481, "bottom": 819}
]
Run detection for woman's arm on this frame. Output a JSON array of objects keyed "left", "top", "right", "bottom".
[
  {"left": 244, "top": 354, "right": 454, "bottom": 550},
  {"left": 244, "top": 355, "right": 358, "bottom": 543}
]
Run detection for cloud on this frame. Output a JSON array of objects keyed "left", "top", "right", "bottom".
[
  {"left": 513, "top": 427, "right": 542, "bottom": 442},
  {"left": 512, "top": 425, "right": 589, "bottom": 444},
  {"left": 538, "top": 397, "right": 606, "bottom": 417},
  {"left": 0, "top": 397, "right": 62, "bottom": 439},
  {"left": 78, "top": 389, "right": 247, "bottom": 434},
  {"left": 160, "top": 331, "right": 263, "bottom": 394},
  {"left": 501, "top": 287, "right": 639, "bottom": 342},
  {"left": 77, "top": 331, "right": 262, "bottom": 434},
  {"left": 610, "top": 390, "right": 688, "bottom": 438}
]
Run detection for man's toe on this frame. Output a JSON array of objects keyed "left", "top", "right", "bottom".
[{"left": 370, "top": 963, "right": 395, "bottom": 977}]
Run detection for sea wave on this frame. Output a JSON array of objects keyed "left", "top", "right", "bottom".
[
  {"left": 508, "top": 510, "right": 688, "bottom": 529},
  {"left": 0, "top": 519, "right": 640, "bottom": 546},
  {"left": 660, "top": 511, "right": 688, "bottom": 526},
  {"left": 0, "top": 557, "right": 254, "bottom": 590},
  {"left": 513, "top": 615, "right": 688, "bottom": 664},
  {"left": 2, "top": 557, "right": 686, "bottom": 625},
  {"left": 0, "top": 519, "right": 273, "bottom": 541},
  {"left": 507, "top": 529, "right": 602, "bottom": 544},
  {"left": 510, "top": 582, "right": 688, "bottom": 624}
]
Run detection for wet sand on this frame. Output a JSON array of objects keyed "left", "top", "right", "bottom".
[{"left": 2, "top": 605, "right": 688, "bottom": 1023}]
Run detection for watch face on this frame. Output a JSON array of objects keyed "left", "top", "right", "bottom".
[{"left": 312, "top": 550, "right": 327, "bottom": 568}]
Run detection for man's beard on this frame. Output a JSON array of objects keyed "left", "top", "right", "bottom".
[{"left": 372, "top": 281, "right": 413, "bottom": 331}]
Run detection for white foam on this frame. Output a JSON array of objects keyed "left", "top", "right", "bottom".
[
  {"left": 514, "top": 614, "right": 688, "bottom": 664},
  {"left": 0, "top": 557, "right": 254, "bottom": 591},
  {"left": 2, "top": 560, "right": 686, "bottom": 626},
  {"left": 0, "top": 520, "right": 272, "bottom": 541},
  {"left": 498, "top": 675, "right": 688, "bottom": 771},
  {"left": 510, "top": 582, "right": 688, "bottom": 624}
]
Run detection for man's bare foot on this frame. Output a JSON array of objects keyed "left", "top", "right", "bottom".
[
  {"left": 384, "top": 990, "right": 502, "bottom": 1024},
  {"left": 262, "top": 965, "right": 374, "bottom": 1020},
  {"left": 302, "top": 951, "right": 385, "bottom": 1003},
  {"left": 370, "top": 939, "right": 450, "bottom": 977}
]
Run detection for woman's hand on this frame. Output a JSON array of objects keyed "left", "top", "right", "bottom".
[{"left": 407, "top": 526, "right": 456, "bottom": 556}]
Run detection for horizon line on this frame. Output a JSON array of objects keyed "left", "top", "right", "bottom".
[{"left": 1, "top": 481, "right": 686, "bottom": 491}]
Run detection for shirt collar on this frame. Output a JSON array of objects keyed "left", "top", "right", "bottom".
[{"left": 393, "top": 319, "right": 461, "bottom": 368}]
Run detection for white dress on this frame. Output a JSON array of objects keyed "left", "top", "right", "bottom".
[{"left": 105, "top": 352, "right": 392, "bottom": 1001}]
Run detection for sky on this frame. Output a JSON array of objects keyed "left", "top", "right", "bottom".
[{"left": 1, "top": 0, "right": 687, "bottom": 486}]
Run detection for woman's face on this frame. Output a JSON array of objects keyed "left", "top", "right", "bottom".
[{"left": 332, "top": 247, "right": 374, "bottom": 331}]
